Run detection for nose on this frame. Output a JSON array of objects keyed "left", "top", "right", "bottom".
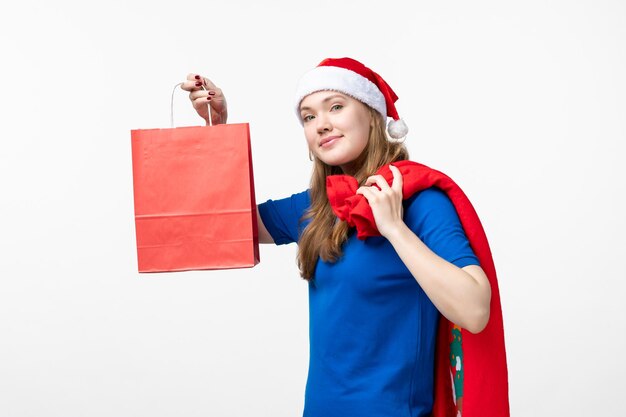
[{"left": 315, "top": 112, "right": 332, "bottom": 134}]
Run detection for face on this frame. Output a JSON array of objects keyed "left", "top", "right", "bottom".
[{"left": 299, "top": 91, "right": 372, "bottom": 173}]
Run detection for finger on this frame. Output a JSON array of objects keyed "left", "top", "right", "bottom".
[
  {"left": 365, "top": 175, "right": 391, "bottom": 191},
  {"left": 189, "top": 86, "right": 223, "bottom": 99},
  {"left": 190, "top": 89, "right": 222, "bottom": 104},
  {"left": 191, "top": 96, "right": 210, "bottom": 111},
  {"left": 193, "top": 95, "right": 226, "bottom": 114},
  {"left": 191, "top": 96, "right": 219, "bottom": 112},
  {"left": 364, "top": 175, "right": 380, "bottom": 186},
  {"left": 183, "top": 74, "right": 221, "bottom": 92},
  {"left": 389, "top": 164, "right": 403, "bottom": 193},
  {"left": 186, "top": 73, "right": 203, "bottom": 81},
  {"left": 180, "top": 79, "right": 206, "bottom": 92},
  {"left": 201, "top": 77, "right": 219, "bottom": 91},
  {"left": 189, "top": 89, "right": 209, "bottom": 101},
  {"left": 356, "top": 186, "right": 377, "bottom": 202},
  {"left": 206, "top": 86, "right": 223, "bottom": 97}
]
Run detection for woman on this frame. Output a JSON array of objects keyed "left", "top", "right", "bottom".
[{"left": 181, "top": 57, "right": 507, "bottom": 417}]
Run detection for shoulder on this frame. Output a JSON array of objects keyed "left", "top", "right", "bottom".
[
  {"left": 292, "top": 189, "right": 311, "bottom": 205},
  {"left": 403, "top": 187, "right": 457, "bottom": 228},
  {"left": 284, "top": 189, "right": 310, "bottom": 203},
  {"left": 261, "top": 189, "right": 310, "bottom": 208},
  {"left": 259, "top": 189, "right": 310, "bottom": 217},
  {"left": 279, "top": 189, "right": 311, "bottom": 216},
  {"left": 406, "top": 186, "right": 452, "bottom": 208},
  {"left": 403, "top": 186, "right": 480, "bottom": 267},
  {"left": 257, "top": 189, "right": 311, "bottom": 245}
]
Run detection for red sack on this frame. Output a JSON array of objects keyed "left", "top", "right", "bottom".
[{"left": 130, "top": 123, "right": 259, "bottom": 273}]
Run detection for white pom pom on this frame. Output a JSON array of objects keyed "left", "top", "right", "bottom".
[{"left": 387, "top": 118, "right": 408, "bottom": 140}]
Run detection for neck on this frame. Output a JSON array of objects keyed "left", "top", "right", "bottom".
[{"left": 339, "top": 162, "right": 357, "bottom": 176}]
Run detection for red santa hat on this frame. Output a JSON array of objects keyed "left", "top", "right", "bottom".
[{"left": 294, "top": 57, "right": 409, "bottom": 140}]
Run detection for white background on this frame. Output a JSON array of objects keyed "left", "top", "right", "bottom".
[{"left": 1, "top": 0, "right": 624, "bottom": 416}]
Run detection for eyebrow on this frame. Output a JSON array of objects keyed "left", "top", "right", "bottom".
[{"left": 300, "top": 94, "right": 346, "bottom": 112}]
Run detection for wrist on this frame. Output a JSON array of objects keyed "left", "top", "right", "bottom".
[{"left": 381, "top": 220, "right": 410, "bottom": 243}]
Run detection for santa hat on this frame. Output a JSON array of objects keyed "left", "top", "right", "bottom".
[{"left": 294, "top": 57, "right": 409, "bottom": 140}]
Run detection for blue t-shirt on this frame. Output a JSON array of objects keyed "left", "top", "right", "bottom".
[{"left": 258, "top": 188, "right": 479, "bottom": 417}]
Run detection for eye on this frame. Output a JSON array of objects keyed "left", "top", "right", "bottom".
[
  {"left": 331, "top": 104, "right": 343, "bottom": 111},
  {"left": 302, "top": 114, "right": 314, "bottom": 122}
]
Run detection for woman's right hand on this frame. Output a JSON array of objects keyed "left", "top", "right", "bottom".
[{"left": 181, "top": 74, "right": 228, "bottom": 125}]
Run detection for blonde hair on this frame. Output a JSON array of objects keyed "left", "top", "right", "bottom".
[{"left": 296, "top": 105, "right": 409, "bottom": 281}]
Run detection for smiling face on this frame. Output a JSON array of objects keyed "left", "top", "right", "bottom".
[{"left": 299, "top": 91, "right": 373, "bottom": 174}]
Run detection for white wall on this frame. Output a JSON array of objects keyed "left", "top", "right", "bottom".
[{"left": 1, "top": 0, "right": 624, "bottom": 416}]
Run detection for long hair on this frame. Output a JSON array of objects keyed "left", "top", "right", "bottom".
[{"left": 296, "top": 105, "right": 409, "bottom": 281}]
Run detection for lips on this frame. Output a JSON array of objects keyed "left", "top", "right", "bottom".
[{"left": 319, "top": 135, "right": 342, "bottom": 147}]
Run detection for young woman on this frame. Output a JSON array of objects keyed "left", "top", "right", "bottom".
[{"left": 181, "top": 57, "right": 507, "bottom": 417}]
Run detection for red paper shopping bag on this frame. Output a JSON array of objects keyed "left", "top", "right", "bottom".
[{"left": 130, "top": 123, "right": 259, "bottom": 273}]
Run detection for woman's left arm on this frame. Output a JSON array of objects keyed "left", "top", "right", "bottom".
[{"left": 357, "top": 165, "right": 491, "bottom": 334}]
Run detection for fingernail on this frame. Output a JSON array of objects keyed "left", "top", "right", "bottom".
[
  {"left": 206, "top": 97, "right": 212, "bottom": 101},
  {"left": 195, "top": 75, "right": 200, "bottom": 80},
  {"left": 195, "top": 82, "right": 202, "bottom": 86},
  {"left": 208, "top": 91, "right": 215, "bottom": 95}
]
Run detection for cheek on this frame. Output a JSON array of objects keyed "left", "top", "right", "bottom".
[
  {"left": 355, "top": 118, "right": 371, "bottom": 147},
  {"left": 357, "top": 132, "right": 369, "bottom": 151}
]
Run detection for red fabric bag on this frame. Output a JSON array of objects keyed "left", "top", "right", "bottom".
[
  {"left": 130, "top": 123, "right": 259, "bottom": 272},
  {"left": 327, "top": 160, "right": 509, "bottom": 417}
]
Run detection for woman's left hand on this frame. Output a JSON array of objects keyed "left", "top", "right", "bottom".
[{"left": 356, "top": 164, "right": 405, "bottom": 238}]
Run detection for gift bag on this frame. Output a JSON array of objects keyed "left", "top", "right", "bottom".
[{"left": 130, "top": 123, "right": 259, "bottom": 272}]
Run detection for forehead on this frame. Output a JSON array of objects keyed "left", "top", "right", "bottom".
[{"left": 299, "top": 91, "right": 352, "bottom": 111}]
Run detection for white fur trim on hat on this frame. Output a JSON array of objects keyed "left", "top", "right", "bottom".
[{"left": 294, "top": 66, "right": 387, "bottom": 124}]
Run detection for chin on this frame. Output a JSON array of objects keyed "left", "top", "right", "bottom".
[
  {"left": 318, "top": 155, "right": 352, "bottom": 168},
  {"left": 316, "top": 150, "right": 358, "bottom": 167}
]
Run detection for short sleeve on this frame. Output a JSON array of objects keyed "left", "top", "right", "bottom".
[
  {"left": 403, "top": 187, "right": 480, "bottom": 268},
  {"left": 257, "top": 190, "right": 311, "bottom": 245}
]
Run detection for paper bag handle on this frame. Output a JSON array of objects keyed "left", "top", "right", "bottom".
[{"left": 171, "top": 82, "right": 213, "bottom": 128}]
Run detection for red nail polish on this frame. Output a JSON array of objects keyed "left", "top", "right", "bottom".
[
  {"left": 195, "top": 82, "right": 202, "bottom": 86},
  {"left": 195, "top": 75, "right": 200, "bottom": 80},
  {"left": 208, "top": 91, "right": 215, "bottom": 95},
  {"left": 207, "top": 97, "right": 212, "bottom": 101}
]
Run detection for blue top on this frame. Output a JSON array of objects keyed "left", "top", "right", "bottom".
[{"left": 257, "top": 187, "right": 479, "bottom": 417}]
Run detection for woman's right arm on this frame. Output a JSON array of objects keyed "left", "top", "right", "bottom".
[
  {"left": 257, "top": 211, "right": 274, "bottom": 244},
  {"left": 182, "top": 74, "right": 274, "bottom": 245}
]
